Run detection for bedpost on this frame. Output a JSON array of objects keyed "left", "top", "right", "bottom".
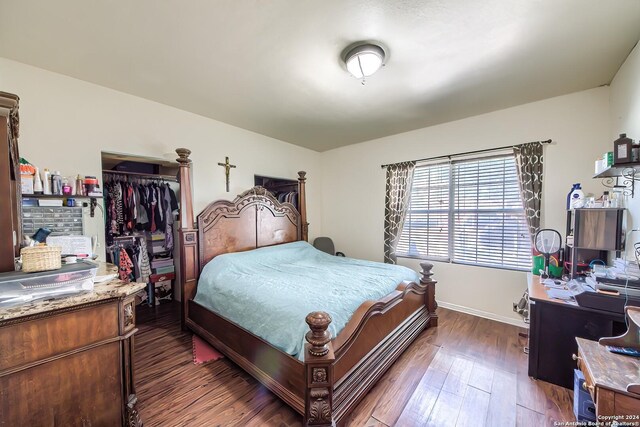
[
  {"left": 420, "top": 262, "right": 438, "bottom": 327},
  {"left": 304, "top": 311, "right": 335, "bottom": 427},
  {"left": 176, "top": 148, "right": 199, "bottom": 330},
  {"left": 298, "top": 171, "right": 309, "bottom": 242}
]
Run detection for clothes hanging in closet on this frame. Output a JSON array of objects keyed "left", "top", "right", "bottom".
[
  {"left": 108, "top": 238, "right": 152, "bottom": 284},
  {"left": 104, "top": 180, "right": 178, "bottom": 249},
  {"left": 273, "top": 190, "right": 298, "bottom": 210},
  {"left": 118, "top": 248, "right": 133, "bottom": 282}
]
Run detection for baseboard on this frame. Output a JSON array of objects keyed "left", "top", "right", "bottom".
[{"left": 437, "top": 301, "right": 529, "bottom": 329}]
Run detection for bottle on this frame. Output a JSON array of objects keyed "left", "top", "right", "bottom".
[
  {"left": 62, "top": 177, "right": 72, "bottom": 196},
  {"left": 75, "top": 175, "right": 85, "bottom": 196},
  {"left": 570, "top": 184, "right": 585, "bottom": 209},
  {"left": 602, "top": 191, "right": 610, "bottom": 208},
  {"left": 56, "top": 174, "right": 64, "bottom": 195},
  {"left": 52, "top": 171, "right": 63, "bottom": 195},
  {"left": 50, "top": 171, "right": 57, "bottom": 195},
  {"left": 33, "top": 166, "right": 43, "bottom": 194},
  {"left": 609, "top": 192, "right": 619, "bottom": 208},
  {"left": 566, "top": 184, "right": 578, "bottom": 210},
  {"left": 42, "top": 169, "right": 51, "bottom": 195}
]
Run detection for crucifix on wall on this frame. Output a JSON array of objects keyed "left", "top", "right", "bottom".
[{"left": 217, "top": 156, "right": 236, "bottom": 192}]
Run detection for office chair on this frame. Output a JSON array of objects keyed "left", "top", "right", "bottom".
[{"left": 313, "top": 237, "right": 345, "bottom": 257}]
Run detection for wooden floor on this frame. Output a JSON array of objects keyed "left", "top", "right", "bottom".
[{"left": 135, "top": 302, "right": 575, "bottom": 426}]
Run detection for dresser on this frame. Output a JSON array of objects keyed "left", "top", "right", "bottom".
[
  {"left": 0, "top": 264, "right": 146, "bottom": 426},
  {"left": 575, "top": 338, "right": 640, "bottom": 419}
]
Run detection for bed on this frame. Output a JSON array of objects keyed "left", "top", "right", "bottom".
[{"left": 174, "top": 148, "right": 437, "bottom": 426}]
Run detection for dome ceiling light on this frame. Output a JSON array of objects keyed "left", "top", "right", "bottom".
[{"left": 344, "top": 43, "right": 386, "bottom": 85}]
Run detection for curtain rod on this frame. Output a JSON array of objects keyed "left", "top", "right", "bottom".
[{"left": 380, "top": 139, "right": 552, "bottom": 169}]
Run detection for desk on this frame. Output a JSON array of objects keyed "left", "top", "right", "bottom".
[
  {"left": 0, "top": 264, "right": 146, "bottom": 426},
  {"left": 575, "top": 338, "right": 640, "bottom": 418},
  {"left": 527, "top": 276, "right": 627, "bottom": 389}
]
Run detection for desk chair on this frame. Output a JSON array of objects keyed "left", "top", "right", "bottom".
[{"left": 313, "top": 237, "right": 345, "bottom": 257}]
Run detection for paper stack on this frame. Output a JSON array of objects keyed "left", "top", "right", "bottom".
[{"left": 612, "top": 258, "right": 640, "bottom": 279}]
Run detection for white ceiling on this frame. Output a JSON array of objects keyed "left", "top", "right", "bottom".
[{"left": 1, "top": 1, "right": 639, "bottom": 152}]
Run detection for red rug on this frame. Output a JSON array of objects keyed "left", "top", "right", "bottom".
[{"left": 192, "top": 334, "right": 224, "bottom": 365}]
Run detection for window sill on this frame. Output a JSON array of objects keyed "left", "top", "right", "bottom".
[
  {"left": 397, "top": 254, "right": 530, "bottom": 273},
  {"left": 397, "top": 254, "right": 450, "bottom": 263}
]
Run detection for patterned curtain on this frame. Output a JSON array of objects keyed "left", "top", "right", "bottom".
[
  {"left": 384, "top": 161, "right": 416, "bottom": 264},
  {"left": 513, "top": 142, "right": 544, "bottom": 242}
]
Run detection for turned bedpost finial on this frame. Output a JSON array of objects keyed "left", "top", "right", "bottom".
[
  {"left": 297, "top": 171, "right": 309, "bottom": 242},
  {"left": 420, "top": 262, "right": 434, "bottom": 284},
  {"left": 305, "top": 311, "right": 332, "bottom": 357},
  {"left": 176, "top": 148, "right": 192, "bottom": 164},
  {"left": 176, "top": 147, "right": 195, "bottom": 230},
  {"left": 420, "top": 261, "right": 438, "bottom": 325}
]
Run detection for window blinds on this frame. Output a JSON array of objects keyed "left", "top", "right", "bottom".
[
  {"left": 397, "top": 154, "right": 531, "bottom": 270},
  {"left": 397, "top": 162, "right": 450, "bottom": 260},
  {"left": 452, "top": 156, "right": 531, "bottom": 269}
]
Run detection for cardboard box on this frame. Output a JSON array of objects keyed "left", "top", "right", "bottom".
[{"left": 20, "top": 175, "right": 34, "bottom": 194}]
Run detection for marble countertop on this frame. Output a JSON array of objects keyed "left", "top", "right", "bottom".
[{"left": 0, "top": 263, "right": 146, "bottom": 322}]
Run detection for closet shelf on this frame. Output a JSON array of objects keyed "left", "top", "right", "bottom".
[{"left": 102, "top": 169, "right": 178, "bottom": 182}]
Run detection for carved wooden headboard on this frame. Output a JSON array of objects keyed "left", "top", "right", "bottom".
[
  {"left": 174, "top": 147, "right": 309, "bottom": 327},
  {"left": 196, "top": 186, "right": 301, "bottom": 268}
]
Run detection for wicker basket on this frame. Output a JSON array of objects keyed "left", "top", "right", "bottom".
[{"left": 21, "top": 245, "right": 62, "bottom": 273}]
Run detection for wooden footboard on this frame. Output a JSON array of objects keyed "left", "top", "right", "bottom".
[{"left": 185, "top": 263, "right": 436, "bottom": 427}]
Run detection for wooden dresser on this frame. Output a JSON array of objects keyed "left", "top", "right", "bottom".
[
  {"left": 0, "top": 265, "right": 145, "bottom": 426},
  {"left": 575, "top": 338, "right": 640, "bottom": 420}
]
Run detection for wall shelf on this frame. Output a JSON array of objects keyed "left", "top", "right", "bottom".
[
  {"left": 593, "top": 162, "right": 640, "bottom": 197},
  {"left": 22, "top": 194, "right": 95, "bottom": 199}
]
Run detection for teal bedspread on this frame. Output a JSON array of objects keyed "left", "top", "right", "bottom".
[{"left": 194, "top": 241, "right": 420, "bottom": 360}]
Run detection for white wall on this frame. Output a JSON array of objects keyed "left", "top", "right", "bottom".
[
  {"left": 2, "top": 55, "right": 626, "bottom": 324},
  {"left": 320, "top": 87, "right": 611, "bottom": 325},
  {"left": 610, "top": 41, "right": 640, "bottom": 257},
  {"left": 0, "top": 58, "right": 322, "bottom": 259}
]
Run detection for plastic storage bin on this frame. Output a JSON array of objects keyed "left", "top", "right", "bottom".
[{"left": 0, "top": 261, "right": 97, "bottom": 308}]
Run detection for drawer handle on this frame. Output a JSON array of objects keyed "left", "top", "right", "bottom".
[
  {"left": 572, "top": 353, "right": 582, "bottom": 362},
  {"left": 582, "top": 381, "right": 594, "bottom": 393}
]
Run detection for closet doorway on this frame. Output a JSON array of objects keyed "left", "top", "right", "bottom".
[{"left": 101, "top": 152, "right": 181, "bottom": 308}]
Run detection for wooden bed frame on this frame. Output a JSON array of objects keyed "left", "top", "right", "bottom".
[{"left": 175, "top": 148, "right": 437, "bottom": 426}]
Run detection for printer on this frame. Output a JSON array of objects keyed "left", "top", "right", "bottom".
[{"left": 573, "top": 276, "right": 640, "bottom": 314}]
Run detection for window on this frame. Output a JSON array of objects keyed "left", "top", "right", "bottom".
[{"left": 397, "top": 154, "right": 531, "bottom": 270}]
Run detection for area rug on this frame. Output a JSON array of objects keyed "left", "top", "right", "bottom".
[{"left": 192, "top": 334, "right": 224, "bottom": 365}]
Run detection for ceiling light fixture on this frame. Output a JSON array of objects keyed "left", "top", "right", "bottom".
[{"left": 344, "top": 43, "right": 386, "bottom": 84}]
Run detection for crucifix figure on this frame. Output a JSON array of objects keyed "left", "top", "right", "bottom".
[{"left": 217, "top": 156, "right": 236, "bottom": 192}]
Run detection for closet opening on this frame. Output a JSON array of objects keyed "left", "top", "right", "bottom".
[
  {"left": 101, "top": 152, "right": 181, "bottom": 308},
  {"left": 254, "top": 174, "right": 299, "bottom": 210}
]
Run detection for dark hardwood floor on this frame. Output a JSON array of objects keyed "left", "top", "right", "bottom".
[{"left": 135, "top": 302, "right": 575, "bottom": 426}]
